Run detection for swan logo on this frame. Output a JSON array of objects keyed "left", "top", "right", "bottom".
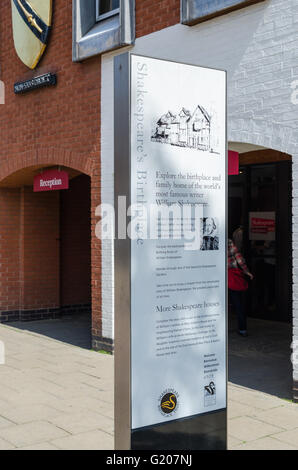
[{"left": 159, "top": 389, "right": 179, "bottom": 417}]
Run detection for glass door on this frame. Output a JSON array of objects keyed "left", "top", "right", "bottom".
[{"left": 228, "top": 161, "right": 292, "bottom": 323}]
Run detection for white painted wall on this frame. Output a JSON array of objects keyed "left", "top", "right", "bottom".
[
  {"left": 101, "top": 0, "right": 298, "bottom": 383},
  {"left": 101, "top": 55, "right": 116, "bottom": 341}
]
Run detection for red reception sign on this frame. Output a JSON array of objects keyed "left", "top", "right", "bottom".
[
  {"left": 249, "top": 211, "right": 276, "bottom": 241},
  {"left": 228, "top": 151, "right": 239, "bottom": 175},
  {"left": 34, "top": 169, "right": 69, "bottom": 192},
  {"left": 251, "top": 217, "right": 275, "bottom": 234}
]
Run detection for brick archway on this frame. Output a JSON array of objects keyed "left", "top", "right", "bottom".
[
  {"left": 0, "top": 146, "right": 103, "bottom": 351},
  {"left": 0, "top": 146, "right": 95, "bottom": 182},
  {"left": 228, "top": 120, "right": 297, "bottom": 399}
]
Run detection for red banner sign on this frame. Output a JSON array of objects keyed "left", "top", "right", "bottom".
[
  {"left": 34, "top": 169, "right": 69, "bottom": 192},
  {"left": 228, "top": 150, "right": 239, "bottom": 175}
]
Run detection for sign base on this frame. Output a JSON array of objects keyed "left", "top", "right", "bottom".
[{"left": 131, "top": 409, "right": 226, "bottom": 450}]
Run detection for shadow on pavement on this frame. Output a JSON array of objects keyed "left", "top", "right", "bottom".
[
  {"left": 7, "top": 313, "right": 293, "bottom": 399},
  {"left": 7, "top": 313, "right": 92, "bottom": 350},
  {"left": 229, "top": 315, "right": 293, "bottom": 400}
]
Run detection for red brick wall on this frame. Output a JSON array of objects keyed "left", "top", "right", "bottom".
[
  {"left": 0, "top": 2, "right": 101, "bottom": 159},
  {"left": 0, "top": 1, "right": 101, "bottom": 333},
  {"left": 0, "top": 0, "right": 181, "bottom": 335},
  {"left": 21, "top": 187, "right": 60, "bottom": 311},
  {"left": 0, "top": 189, "right": 20, "bottom": 313},
  {"left": 135, "top": 0, "right": 180, "bottom": 38},
  {"left": 60, "top": 175, "right": 91, "bottom": 307},
  {"left": 0, "top": 187, "right": 60, "bottom": 317}
]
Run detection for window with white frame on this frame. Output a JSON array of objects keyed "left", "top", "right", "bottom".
[{"left": 96, "top": 0, "right": 120, "bottom": 21}]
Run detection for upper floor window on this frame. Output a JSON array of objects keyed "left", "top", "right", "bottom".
[
  {"left": 73, "top": 0, "right": 135, "bottom": 62},
  {"left": 181, "top": 0, "right": 266, "bottom": 25},
  {"left": 96, "top": 0, "right": 120, "bottom": 21}
]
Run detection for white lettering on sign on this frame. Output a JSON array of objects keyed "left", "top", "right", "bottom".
[{"left": 39, "top": 178, "right": 62, "bottom": 188}]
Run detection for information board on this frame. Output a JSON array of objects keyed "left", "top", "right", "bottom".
[{"left": 129, "top": 55, "right": 227, "bottom": 430}]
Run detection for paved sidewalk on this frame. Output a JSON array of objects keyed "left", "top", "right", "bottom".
[
  {"left": 0, "top": 316, "right": 297, "bottom": 450},
  {"left": 228, "top": 384, "right": 298, "bottom": 450},
  {"left": 228, "top": 316, "right": 298, "bottom": 450},
  {"left": 0, "top": 318, "right": 114, "bottom": 450}
]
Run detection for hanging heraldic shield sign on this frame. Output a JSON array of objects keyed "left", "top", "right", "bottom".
[
  {"left": 114, "top": 53, "right": 227, "bottom": 450},
  {"left": 11, "top": 0, "right": 52, "bottom": 69}
]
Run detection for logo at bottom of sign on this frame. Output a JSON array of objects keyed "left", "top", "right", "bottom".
[
  {"left": 204, "top": 381, "right": 216, "bottom": 407},
  {"left": 158, "top": 388, "right": 179, "bottom": 418}
]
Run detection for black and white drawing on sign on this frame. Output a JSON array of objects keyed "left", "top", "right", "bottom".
[
  {"left": 200, "top": 217, "right": 219, "bottom": 251},
  {"left": 152, "top": 105, "right": 218, "bottom": 152}
]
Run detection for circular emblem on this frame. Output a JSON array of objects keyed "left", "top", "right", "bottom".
[{"left": 159, "top": 389, "right": 179, "bottom": 416}]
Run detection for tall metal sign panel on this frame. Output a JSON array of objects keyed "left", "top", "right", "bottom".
[{"left": 114, "top": 53, "right": 227, "bottom": 450}]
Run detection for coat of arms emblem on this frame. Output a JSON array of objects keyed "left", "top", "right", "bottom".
[{"left": 11, "top": 0, "right": 53, "bottom": 69}]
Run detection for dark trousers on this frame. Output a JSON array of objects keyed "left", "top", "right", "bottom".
[{"left": 229, "top": 289, "right": 247, "bottom": 332}]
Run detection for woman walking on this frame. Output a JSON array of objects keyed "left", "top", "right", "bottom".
[{"left": 228, "top": 238, "right": 253, "bottom": 337}]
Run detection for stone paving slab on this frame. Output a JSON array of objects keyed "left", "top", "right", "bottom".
[
  {"left": 47, "top": 411, "right": 114, "bottom": 435},
  {"left": 0, "top": 404, "right": 62, "bottom": 425},
  {"left": 0, "top": 437, "right": 16, "bottom": 450},
  {"left": 228, "top": 384, "right": 298, "bottom": 450},
  {"left": 51, "top": 429, "right": 114, "bottom": 450},
  {"left": 0, "top": 421, "right": 70, "bottom": 448},
  {"left": 228, "top": 385, "right": 284, "bottom": 410},
  {"left": 272, "top": 429, "right": 298, "bottom": 448},
  {"left": 228, "top": 415, "right": 284, "bottom": 443},
  {"left": 251, "top": 405, "right": 298, "bottom": 431},
  {"left": 227, "top": 401, "right": 259, "bottom": 420},
  {"left": 51, "top": 396, "right": 114, "bottom": 419},
  {"left": 17, "top": 443, "right": 59, "bottom": 451},
  {"left": 228, "top": 435, "right": 243, "bottom": 448},
  {"left": 0, "top": 415, "right": 15, "bottom": 429},
  {"left": 235, "top": 437, "right": 297, "bottom": 450}
]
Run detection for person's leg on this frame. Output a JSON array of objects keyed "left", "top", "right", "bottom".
[{"left": 229, "top": 289, "right": 247, "bottom": 334}]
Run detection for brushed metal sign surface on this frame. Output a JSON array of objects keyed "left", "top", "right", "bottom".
[{"left": 114, "top": 52, "right": 228, "bottom": 450}]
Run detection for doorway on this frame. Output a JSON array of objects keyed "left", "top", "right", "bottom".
[
  {"left": 229, "top": 160, "right": 292, "bottom": 322},
  {"left": 0, "top": 167, "right": 92, "bottom": 349},
  {"left": 228, "top": 150, "right": 293, "bottom": 399}
]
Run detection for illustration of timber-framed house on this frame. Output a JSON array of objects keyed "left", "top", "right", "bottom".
[{"left": 152, "top": 105, "right": 211, "bottom": 151}]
